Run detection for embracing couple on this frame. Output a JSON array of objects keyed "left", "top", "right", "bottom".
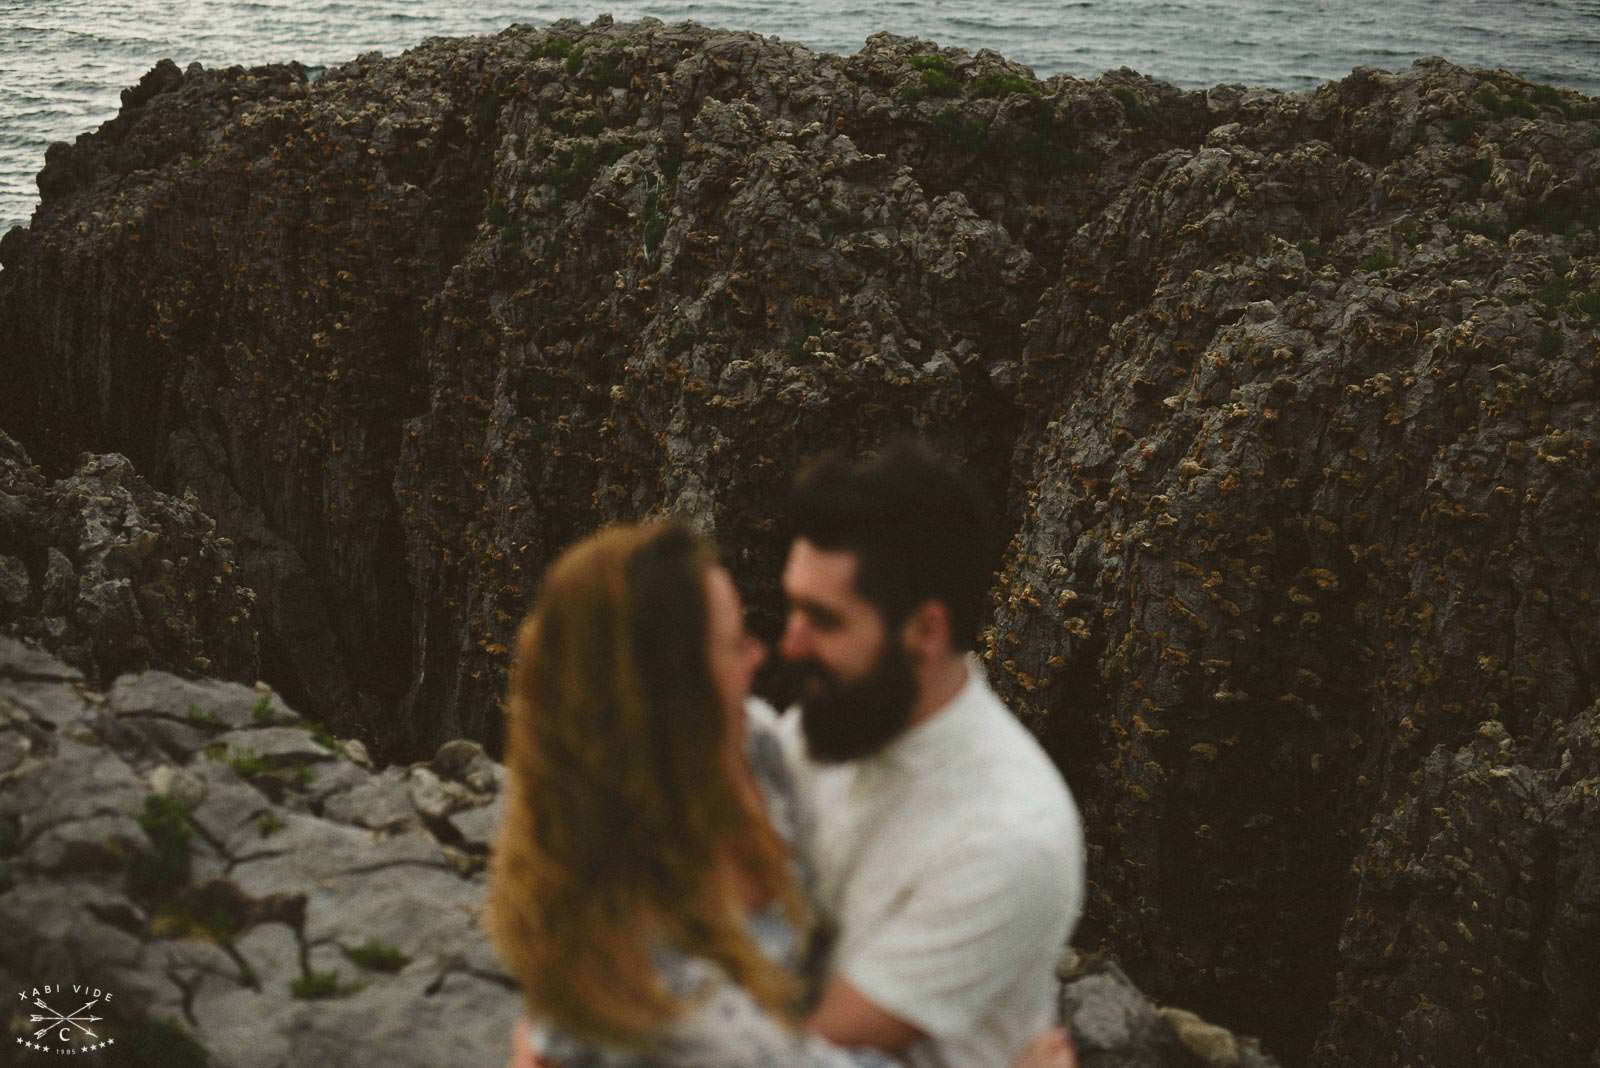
[{"left": 487, "top": 442, "right": 1085, "bottom": 1068}]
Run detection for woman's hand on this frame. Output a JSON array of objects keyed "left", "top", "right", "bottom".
[
  {"left": 508, "top": 1019, "right": 562, "bottom": 1068},
  {"left": 1013, "top": 1027, "right": 1078, "bottom": 1068}
]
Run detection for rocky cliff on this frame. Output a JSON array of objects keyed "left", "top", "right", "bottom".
[{"left": 1, "top": 17, "right": 1597, "bottom": 1065}]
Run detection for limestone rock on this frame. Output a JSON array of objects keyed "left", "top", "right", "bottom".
[
  {"left": 0, "top": 642, "right": 517, "bottom": 1065},
  {"left": 0, "top": 432, "right": 259, "bottom": 684}
]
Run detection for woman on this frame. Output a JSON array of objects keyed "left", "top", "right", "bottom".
[{"left": 487, "top": 520, "right": 1075, "bottom": 1067}]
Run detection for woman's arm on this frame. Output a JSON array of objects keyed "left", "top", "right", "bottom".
[{"left": 658, "top": 960, "right": 901, "bottom": 1068}]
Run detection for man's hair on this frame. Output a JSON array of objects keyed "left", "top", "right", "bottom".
[{"left": 786, "top": 440, "right": 994, "bottom": 650}]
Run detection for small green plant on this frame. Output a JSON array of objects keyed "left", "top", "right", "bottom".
[
  {"left": 1460, "top": 155, "right": 1493, "bottom": 196},
  {"left": 547, "top": 140, "right": 602, "bottom": 201},
  {"left": 532, "top": 36, "right": 573, "bottom": 61},
  {"left": 486, "top": 200, "right": 510, "bottom": 228},
  {"left": 1297, "top": 238, "right": 1330, "bottom": 270},
  {"left": 291, "top": 970, "right": 358, "bottom": 1000},
  {"left": 1473, "top": 83, "right": 1537, "bottom": 120},
  {"left": 224, "top": 748, "right": 270, "bottom": 780},
  {"left": 130, "top": 795, "right": 194, "bottom": 898},
  {"left": 584, "top": 46, "right": 627, "bottom": 90},
  {"left": 187, "top": 704, "right": 225, "bottom": 728},
  {"left": 1528, "top": 82, "right": 1563, "bottom": 108},
  {"left": 1013, "top": 132, "right": 1095, "bottom": 172},
  {"left": 1450, "top": 211, "right": 1506, "bottom": 240},
  {"left": 476, "top": 92, "right": 505, "bottom": 133},
  {"left": 641, "top": 189, "right": 668, "bottom": 264},
  {"left": 256, "top": 811, "right": 286, "bottom": 837},
  {"left": 1536, "top": 257, "right": 1572, "bottom": 313},
  {"left": 1537, "top": 325, "right": 1562, "bottom": 358},
  {"left": 1110, "top": 84, "right": 1152, "bottom": 125},
  {"left": 563, "top": 43, "right": 589, "bottom": 76},
  {"left": 907, "top": 54, "right": 955, "bottom": 75},
  {"left": 969, "top": 72, "right": 1041, "bottom": 99},
  {"left": 152, "top": 896, "right": 243, "bottom": 944},
  {"left": 345, "top": 938, "right": 411, "bottom": 973},
  {"left": 1447, "top": 112, "right": 1481, "bottom": 144},
  {"left": 252, "top": 693, "right": 274, "bottom": 722},
  {"left": 931, "top": 105, "right": 987, "bottom": 152},
  {"left": 1390, "top": 219, "right": 1421, "bottom": 245},
  {"left": 786, "top": 314, "right": 827, "bottom": 362},
  {"left": 300, "top": 716, "right": 337, "bottom": 751},
  {"left": 1527, "top": 198, "right": 1599, "bottom": 236},
  {"left": 1358, "top": 251, "right": 1397, "bottom": 272},
  {"left": 901, "top": 54, "right": 960, "bottom": 102},
  {"left": 1515, "top": 82, "right": 1600, "bottom": 119}
]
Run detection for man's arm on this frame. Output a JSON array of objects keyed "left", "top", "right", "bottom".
[
  {"left": 808, "top": 976, "right": 925, "bottom": 1053},
  {"left": 820, "top": 831, "right": 1079, "bottom": 1050}
]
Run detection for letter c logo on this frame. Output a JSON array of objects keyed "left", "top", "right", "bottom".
[{"left": 59, "top": 1027, "right": 71, "bottom": 1042}]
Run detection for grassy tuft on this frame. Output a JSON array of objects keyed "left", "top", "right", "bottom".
[
  {"left": 345, "top": 938, "right": 411, "bottom": 973},
  {"left": 969, "top": 72, "right": 1041, "bottom": 99},
  {"left": 291, "top": 970, "right": 359, "bottom": 1000},
  {"left": 1110, "top": 85, "right": 1152, "bottom": 125},
  {"left": 130, "top": 795, "right": 193, "bottom": 898}
]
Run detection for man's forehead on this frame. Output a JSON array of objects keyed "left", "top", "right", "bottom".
[{"left": 782, "top": 538, "right": 862, "bottom": 600}]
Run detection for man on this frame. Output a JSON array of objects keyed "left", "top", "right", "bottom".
[{"left": 767, "top": 441, "right": 1083, "bottom": 1068}]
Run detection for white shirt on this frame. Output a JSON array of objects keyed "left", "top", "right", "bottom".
[{"left": 758, "top": 658, "right": 1084, "bottom": 1068}]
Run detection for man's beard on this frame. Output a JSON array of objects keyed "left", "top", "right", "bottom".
[{"left": 793, "top": 639, "right": 917, "bottom": 764}]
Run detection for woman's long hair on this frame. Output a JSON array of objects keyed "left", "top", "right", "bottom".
[{"left": 486, "top": 520, "right": 807, "bottom": 1048}]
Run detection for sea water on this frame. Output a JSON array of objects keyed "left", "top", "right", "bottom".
[{"left": 1, "top": 0, "right": 1597, "bottom": 232}]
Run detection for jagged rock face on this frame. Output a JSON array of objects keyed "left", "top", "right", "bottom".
[
  {"left": 1, "top": 18, "right": 1598, "bottom": 1065},
  {"left": 1315, "top": 711, "right": 1600, "bottom": 1067},
  {"left": 990, "top": 62, "right": 1599, "bottom": 1064},
  {"left": 0, "top": 21, "right": 1207, "bottom": 758},
  {"left": 0, "top": 430, "right": 258, "bottom": 684}
]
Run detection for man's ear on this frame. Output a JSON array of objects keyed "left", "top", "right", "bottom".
[{"left": 900, "top": 599, "right": 951, "bottom": 660}]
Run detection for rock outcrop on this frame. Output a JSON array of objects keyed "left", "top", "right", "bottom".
[
  {"left": 0, "top": 430, "right": 258, "bottom": 685},
  {"left": 2, "top": 18, "right": 1597, "bottom": 1065}
]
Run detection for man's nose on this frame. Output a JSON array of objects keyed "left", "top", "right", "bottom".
[{"left": 780, "top": 612, "right": 811, "bottom": 661}]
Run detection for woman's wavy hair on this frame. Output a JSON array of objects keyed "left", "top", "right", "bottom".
[{"left": 486, "top": 519, "right": 807, "bottom": 1048}]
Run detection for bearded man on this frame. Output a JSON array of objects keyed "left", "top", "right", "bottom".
[{"left": 769, "top": 440, "right": 1084, "bottom": 1068}]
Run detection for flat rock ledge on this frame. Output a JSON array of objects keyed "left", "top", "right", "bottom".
[
  {"left": 0, "top": 634, "right": 516, "bottom": 1066},
  {"left": 1, "top": 633, "right": 1274, "bottom": 1066}
]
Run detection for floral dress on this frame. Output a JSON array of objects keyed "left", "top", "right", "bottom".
[{"left": 525, "top": 725, "right": 898, "bottom": 1068}]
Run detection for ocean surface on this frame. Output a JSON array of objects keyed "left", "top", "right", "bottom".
[{"left": 2, "top": 0, "right": 1598, "bottom": 233}]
